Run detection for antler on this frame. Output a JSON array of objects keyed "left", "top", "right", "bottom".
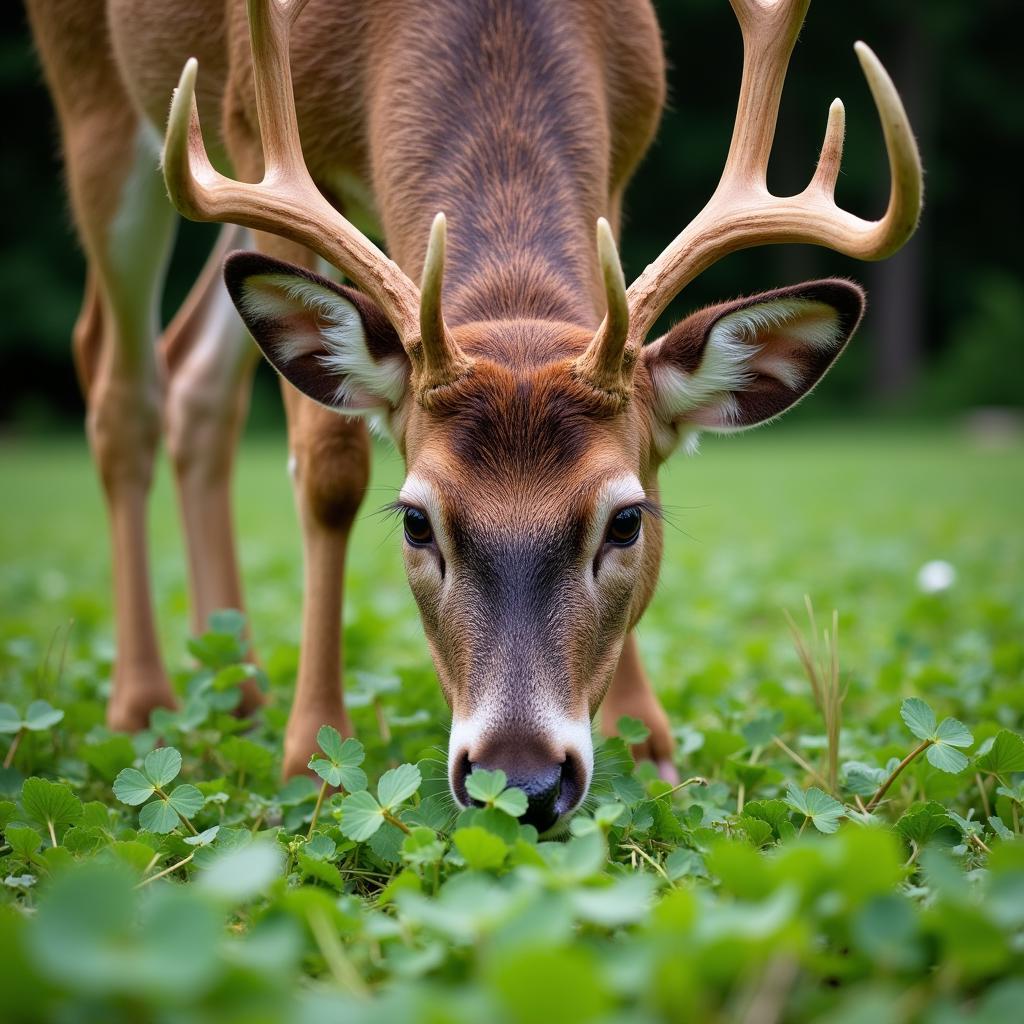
[
  {"left": 577, "top": 0, "right": 923, "bottom": 391},
  {"left": 164, "top": 0, "right": 470, "bottom": 384},
  {"left": 419, "top": 213, "right": 474, "bottom": 387}
]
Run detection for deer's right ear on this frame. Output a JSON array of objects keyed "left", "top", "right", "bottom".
[{"left": 224, "top": 251, "right": 410, "bottom": 414}]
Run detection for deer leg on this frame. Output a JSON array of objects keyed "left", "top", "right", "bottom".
[
  {"left": 280, "top": 383, "right": 370, "bottom": 777},
  {"left": 246, "top": 232, "right": 369, "bottom": 778},
  {"left": 64, "top": 119, "right": 178, "bottom": 730},
  {"left": 162, "top": 224, "right": 264, "bottom": 714},
  {"left": 600, "top": 634, "right": 678, "bottom": 782}
]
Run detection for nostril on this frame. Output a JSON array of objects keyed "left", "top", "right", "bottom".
[
  {"left": 452, "top": 749, "right": 473, "bottom": 807},
  {"left": 556, "top": 752, "right": 584, "bottom": 816}
]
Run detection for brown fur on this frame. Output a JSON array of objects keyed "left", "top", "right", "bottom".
[{"left": 28, "top": 0, "right": 870, "bottom": 802}]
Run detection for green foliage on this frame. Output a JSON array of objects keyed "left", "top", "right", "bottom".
[
  {"left": 900, "top": 697, "right": 975, "bottom": 773},
  {"left": 1, "top": 432, "right": 1022, "bottom": 1020},
  {"left": 308, "top": 727, "right": 367, "bottom": 792}
]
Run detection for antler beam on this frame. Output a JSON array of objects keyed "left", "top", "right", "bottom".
[
  {"left": 163, "top": 0, "right": 422, "bottom": 347},
  {"left": 577, "top": 0, "right": 923, "bottom": 390}
]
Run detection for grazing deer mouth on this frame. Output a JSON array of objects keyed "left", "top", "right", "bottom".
[{"left": 448, "top": 713, "right": 594, "bottom": 835}]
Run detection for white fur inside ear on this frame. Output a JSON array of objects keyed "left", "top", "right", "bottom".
[
  {"left": 651, "top": 298, "right": 842, "bottom": 426},
  {"left": 240, "top": 273, "right": 407, "bottom": 410}
]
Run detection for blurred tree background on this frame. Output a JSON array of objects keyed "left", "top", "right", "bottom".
[{"left": 0, "top": 0, "right": 1020, "bottom": 431}]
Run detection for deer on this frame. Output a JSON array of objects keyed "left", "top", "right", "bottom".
[{"left": 27, "top": 0, "right": 921, "bottom": 833}]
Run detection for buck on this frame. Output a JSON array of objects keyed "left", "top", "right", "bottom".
[{"left": 28, "top": 0, "right": 920, "bottom": 832}]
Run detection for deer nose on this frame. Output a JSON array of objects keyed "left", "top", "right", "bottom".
[{"left": 451, "top": 750, "right": 586, "bottom": 833}]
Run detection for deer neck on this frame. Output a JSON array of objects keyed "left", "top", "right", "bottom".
[{"left": 369, "top": 1, "right": 609, "bottom": 330}]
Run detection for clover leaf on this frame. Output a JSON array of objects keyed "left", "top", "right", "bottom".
[
  {"left": 377, "top": 763, "right": 422, "bottom": 811},
  {"left": 465, "top": 768, "right": 529, "bottom": 818},
  {"left": 308, "top": 727, "right": 367, "bottom": 792},
  {"left": 899, "top": 698, "right": 973, "bottom": 774},
  {"left": 339, "top": 790, "right": 385, "bottom": 841},
  {"left": 20, "top": 778, "right": 82, "bottom": 845},
  {"left": 784, "top": 783, "right": 845, "bottom": 834}
]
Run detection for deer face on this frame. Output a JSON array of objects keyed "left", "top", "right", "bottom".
[
  {"left": 395, "top": 338, "right": 663, "bottom": 833},
  {"left": 227, "top": 252, "right": 865, "bottom": 832}
]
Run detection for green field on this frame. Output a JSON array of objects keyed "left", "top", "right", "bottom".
[{"left": 1, "top": 427, "right": 1023, "bottom": 1022}]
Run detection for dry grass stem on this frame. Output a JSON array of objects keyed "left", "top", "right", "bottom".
[{"left": 784, "top": 597, "right": 845, "bottom": 795}]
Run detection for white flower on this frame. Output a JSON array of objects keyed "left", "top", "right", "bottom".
[{"left": 917, "top": 560, "right": 956, "bottom": 594}]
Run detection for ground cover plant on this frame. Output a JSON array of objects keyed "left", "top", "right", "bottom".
[{"left": 1, "top": 427, "right": 1022, "bottom": 1022}]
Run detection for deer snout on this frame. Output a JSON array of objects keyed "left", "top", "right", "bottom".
[{"left": 448, "top": 714, "right": 593, "bottom": 834}]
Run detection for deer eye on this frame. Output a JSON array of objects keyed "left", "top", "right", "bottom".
[
  {"left": 403, "top": 507, "right": 434, "bottom": 546},
  {"left": 606, "top": 506, "right": 642, "bottom": 546}
]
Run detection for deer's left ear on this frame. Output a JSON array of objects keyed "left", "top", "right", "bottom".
[{"left": 641, "top": 279, "right": 865, "bottom": 449}]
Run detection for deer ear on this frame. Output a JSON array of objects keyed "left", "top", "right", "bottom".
[
  {"left": 641, "top": 279, "right": 864, "bottom": 452},
  {"left": 224, "top": 251, "right": 410, "bottom": 414}
]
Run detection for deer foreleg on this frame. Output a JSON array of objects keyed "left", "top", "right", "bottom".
[
  {"left": 162, "top": 224, "right": 264, "bottom": 714},
  {"left": 600, "top": 633, "right": 678, "bottom": 782}
]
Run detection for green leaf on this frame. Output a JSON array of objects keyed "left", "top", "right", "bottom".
[
  {"left": 220, "top": 736, "right": 274, "bottom": 779},
  {"left": 0, "top": 703, "right": 22, "bottom": 733},
  {"left": 896, "top": 802, "right": 959, "bottom": 846},
  {"left": 21, "top": 777, "right": 83, "bottom": 838},
  {"left": 494, "top": 786, "right": 528, "bottom": 818},
  {"left": 926, "top": 743, "right": 969, "bottom": 774},
  {"left": 143, "top": 747, "right": 182, "bottom": 788},
  {"left": 617, "top": 715, "right": 651, "bottom": 745},
  {"left": 464, "top": 768, "right": 529, "bottom": 817},
  {"left": 138, "top": 799, "right": 183, "bottom": 834},
  {"left": 570, "top": 874, "right": 656, "bottom": 926},
  {"left": 453, "top": 826, "right": 507, "bottom": 870},
  {"left": 934, "top": 717, "right": 973, "bottom": 748},
  {"left": 304, "top": 834, "right": 336, "bottom": 861},
  {"left": 976, "top": 730, "right": 1024, "bottom": 775},
  {"left": 988, "top": 815, "right": 1014, "bottom": 841},
  {"left": 783, "top": 783, "right": 844, "bottom": 834},
  {"left": 208, "top": 608, "right": 247, "bottom": 637},
  {"left": 6, "top": 825, "right": 42, "bottom": 863},
  {"left": 184, "top": 825, "right": 220, "bottom": 847},
  {"left": 198, "top": 838, "right": 283, "bottom": 901},
  {"left": 22, "top": 700, "right": 64, "bottom": 731},
  {"left": 741, "top": 710, "right": 784, "bottom": 749},
  {"left": 402, "top": 826, "right": 445, "bottom": 867},
  {"left": 900, "top": 698, "right": 937, "bottom": 741},
  {"left": 112, "top": 767, "right": 154, "bottom": 806},
  {"left": 377, "top": 763, "right": 422, "bottom": 810},
  {"left": 297, "top": 852, "right": 345, "bottom": 891},
  {"left": 339, "top": 790, "right": 385, "bottom": 841},
  {"left": 309, "top": 728, "right": 367, "bottom": 792},
  {"left": 465, "top": 768, "right": 507, "bottom": 804},
  {"left": 743, "top": 799, "right": 793, "bottom": 840},
  {"left": 166, "top": 784, "right": 204, "bottom": 819}
]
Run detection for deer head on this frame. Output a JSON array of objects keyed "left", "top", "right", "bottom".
[{"left": 164, "top": 0, "right": 921, "bottom": 832}]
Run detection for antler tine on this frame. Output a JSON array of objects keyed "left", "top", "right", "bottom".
[
  {"left": 574, "top": 218, "right": 630, "bottom": 393},
  {"left": 419, "top": 213, "right": 473, "bottom": 387},
  {"left": 622, "top": 0, "right": 923, "bottom": 351},
  {"left": 163, "top": 0, "right": 421, "bottom": 345}
]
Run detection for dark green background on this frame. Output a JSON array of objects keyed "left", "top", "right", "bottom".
[{"left": 2, "top": 0, "right": 1020, "bottom": 429}]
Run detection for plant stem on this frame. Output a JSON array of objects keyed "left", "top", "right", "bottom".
[
  {"left": 46, "top": 818, "right": 58, "bottom": 848},
  {"left": 975, "top": 773, "right": 992, "bottom": 819},
  {"left": 3, "top": 728, "right": 24, "bottom": 769},
  {"left": 622, "top": 841, "right": 673, "bottom": 885},
  {"left": 655, "top": 776, "right": 707, "bottom": 800},
  {"left": 382, "top": 810, "right": 411, "bottom": 834},
  {"left": 308, "top": 779, "right": 329, "bottom": 839},
  {"left": 306, "top": 907, "right": 369, "bottom": 997},
  {"left": 865, "top": 739, "right": 932, "bottom": 812},
  {"left": 137, "top": 852, "right": 195, "bottom": 887},
  {"left": 772, "top": 736, "right": 830, "bottom": 792}
]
